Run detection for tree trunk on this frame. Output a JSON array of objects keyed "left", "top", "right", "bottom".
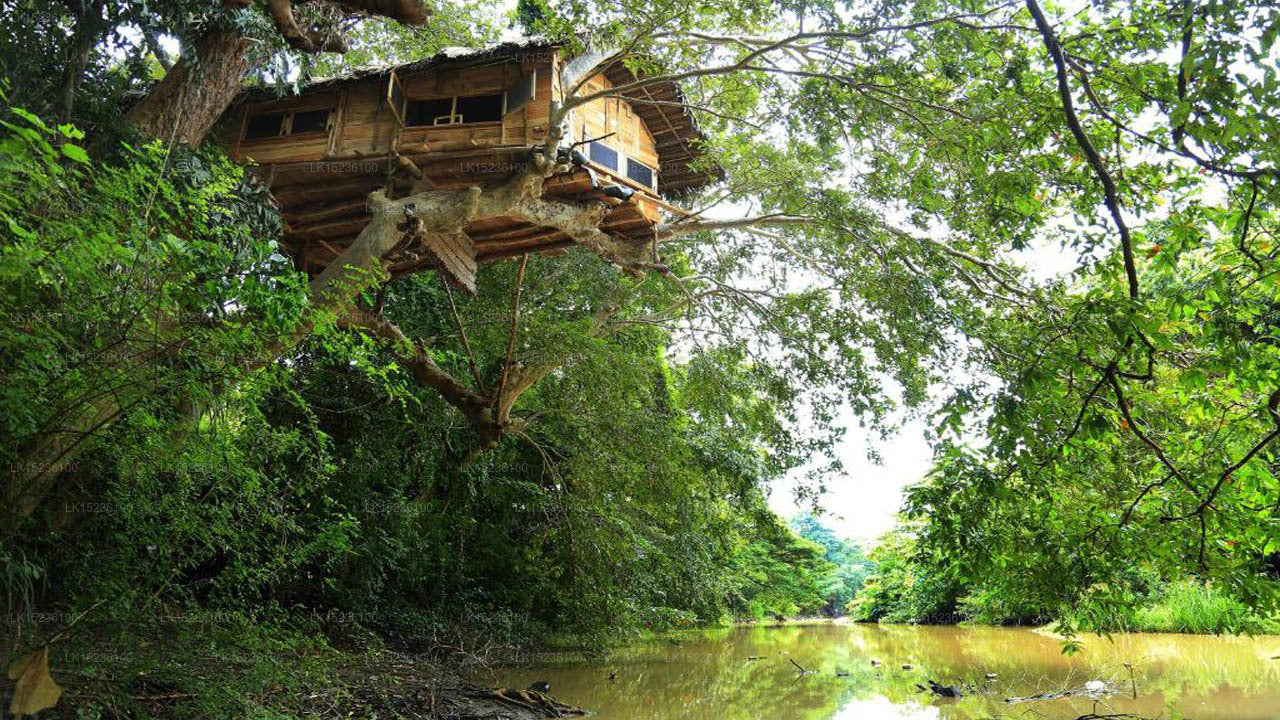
[
  {"left": 124, "top": 26, "right": 255, "bottom": 146},
  {"left": 54, "top": 3, "right": 103, "bottom": 124}
]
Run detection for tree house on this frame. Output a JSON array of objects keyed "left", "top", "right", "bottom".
[{"left": 216, "top": 40, "right": 718, "bottom": 292}]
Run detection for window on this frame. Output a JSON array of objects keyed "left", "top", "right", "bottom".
[
  {"left": 626, "top": 158, "right": 655, "bottom": 189},
  {"left": 290, "top": 109, "right": 330, "bottom": 134},
  {"left": 407, "top": 98, "right": 454, "bottom": 126},
  {"left": 243, "top": 108, "right": 330, "bottom": 140},
  {"left": 244, "top": 113, "right": 285, "bottom": 140},
  {"left": 456, "top": 94, "right": 503, "bottom": 123},
  {"left": 505, "top": 71, "right": 536, "bottom": 115},
  {"left": 588, "top": 141, "right": 618, "bottom": 171},
  {"left": 407, "top": 94, "right": 504, "bottom": 127}
]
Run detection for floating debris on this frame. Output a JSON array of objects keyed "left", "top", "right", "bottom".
[
  {"left": 1006, "top": 681, "right": 1114, "bottom": 704},
  {"left": 927, "top": 680, "right": 963, "bottom": 698}
]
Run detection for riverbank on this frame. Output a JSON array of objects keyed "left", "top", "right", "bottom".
[
  {"left": 746, "top": 613, "right": 1280, "bottom": 638},
  {"left": 19, "top": 611, "right": 1279, "bottom": 719},
  {"left": 1, "top": 615, "right": 586, "bottom": 719}
]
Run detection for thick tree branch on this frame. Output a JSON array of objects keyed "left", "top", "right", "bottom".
[
  {"left": 336, "top": 0, "right": 430, "bottom": 25},
  {"left": 1172, "top": 0, "right": 1195, "bottom": 147},
  {"left": 268, "top": 0, "right": 350, "bottom": 53},
  {"left": 340, "top": 314, "right": 503, "bottom": 447}
]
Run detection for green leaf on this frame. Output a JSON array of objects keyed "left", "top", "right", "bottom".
[{"left": 60, "top": 144, "right": 90, "bottom": 164}]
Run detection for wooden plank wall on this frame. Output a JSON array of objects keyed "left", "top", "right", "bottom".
[
  {"left": 223, "top": 56, "right": 558, "bottom": 167},
  {"left": 230, "top": 91, "right": 342, "bottom": 165},
  {"left": 575, "top": 73, "right": 660, "bottom": 170}
]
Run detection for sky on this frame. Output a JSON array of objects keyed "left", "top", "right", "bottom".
[{"left": 768, "top": 416, "right": 933, "bottom": 546}]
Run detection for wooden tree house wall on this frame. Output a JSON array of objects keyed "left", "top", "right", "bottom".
[{"left": 216, "top": 45, "right": 709, "bottom": 290}]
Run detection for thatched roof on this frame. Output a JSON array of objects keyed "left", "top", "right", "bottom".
[{"left": 242, "top": 38, "right": 719, "bottom": 195}]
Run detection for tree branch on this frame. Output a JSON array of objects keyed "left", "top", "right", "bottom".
[
  {"left": 493, "top": 253, "right": 529, "bottom": 418},
  {"left": 339, "top": 313, "right": 503, "bottom": 448},
  {"left": 268, "top": 0, "right": 350, "bottom": 53},
  {"left": 1025, "top": 0, "right": 1139, "bottom": 300},
  {"left": 655, "top": 214, "right": 810, "bottom": 239}
]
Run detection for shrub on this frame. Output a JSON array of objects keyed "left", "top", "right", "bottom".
[{"left": 1132, "top": 580, "right": 1272, "bottom": 635}]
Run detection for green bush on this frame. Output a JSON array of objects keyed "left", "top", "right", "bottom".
[
  {"left": 1132, "top": 580, "right": 1277, "bottom": 635},
  {"left": 848, "top": 528, "right": 961, "bottom": 623}
]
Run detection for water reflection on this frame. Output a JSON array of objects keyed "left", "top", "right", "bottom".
[{"left": 495, "top": 623, "right": 1280, "bottom": 719}]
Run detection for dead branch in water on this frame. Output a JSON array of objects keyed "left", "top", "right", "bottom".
[{"left": 788, "top": 658, "right": 817, "bottom": 675}]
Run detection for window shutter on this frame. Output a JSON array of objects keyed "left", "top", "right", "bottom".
[
  {"left": 386, "top": 70, "right": 406, "bottom": 127},
  {"left": 504, "top": 70, "right": 537, "bottom": 117}
]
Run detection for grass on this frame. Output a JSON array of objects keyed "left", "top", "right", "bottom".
[
  {"left": 1036, "top": 580, "right": 1280, "bottom": 637},
  {"left": 1130, "top": 580, "right": 1280, "bottom": 635}
]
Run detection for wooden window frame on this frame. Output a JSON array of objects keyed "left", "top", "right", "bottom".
[
  {"left": 242, "top": 106, "right": 334, "bottom": 142},
  {"left": 387, "top": 70, "right": 406, "bottom": 126},
  {"left": 406, "top": 65, "right": 535, "bottom": 128},
  {"left": 588, "top": 140, "right": 619, "bottom": 171},
  {"left": 504, "top": 70, "right": 536, "bottom": 117},
  {"left": 408, "top": 93, "right": 507, "bottom": 127}
]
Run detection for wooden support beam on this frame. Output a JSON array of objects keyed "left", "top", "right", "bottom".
[
  {"left": 283, "top": 198, "right": 369, "bottom": 225},
  {"left": 273, "top": 178, "right": 381, "bottom": 203},
  {"left": 478, "top": 238, "right": 574, "bottom": 262},
  {"left": 393, "top": 152, "right": 424, "bottom": 179},
  {"left": 291, "top": 216, "right": 371, "bottom": 238}
]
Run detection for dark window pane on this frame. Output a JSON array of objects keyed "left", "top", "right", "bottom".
[
  {"left": 626, "top": 158, "right": 654, "bottom": 188},
  {"left": 244, "top": 113, "right": 284, "bottom": 140},
  {"left": 290, "top": 109, "right": 330, "bottom": 134},
  {"left": 407, "top": 98, "right": 455, "bottom": 126},
  {"left": 456, "top": 94, "right": 503, "bottom": 123},
  {"left": 589, "top": 141, "right": 618, "bottom": 170}
]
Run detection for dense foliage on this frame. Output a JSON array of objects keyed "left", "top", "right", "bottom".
[
  {"left": 789, "top": 515, "right": 874, "bottom": 616},
  {"left": 850, "top": 524, "right": 1280, "bottom": 634},
  {"left": 0, "top": 95, "right": 833, "bottom": 625}
]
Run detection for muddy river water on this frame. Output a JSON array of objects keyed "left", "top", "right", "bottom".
[{"left": 499, "top": 622, "right": 1280, "bottom": 719}]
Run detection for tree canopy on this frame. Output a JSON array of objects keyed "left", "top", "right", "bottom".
[{"left": 2, "top": 0, "right": 1280, "bottom": 712}]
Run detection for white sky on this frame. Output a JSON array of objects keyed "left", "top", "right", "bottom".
[{"left": 768, "top": 416, "right": 934, "bottom": 545}]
